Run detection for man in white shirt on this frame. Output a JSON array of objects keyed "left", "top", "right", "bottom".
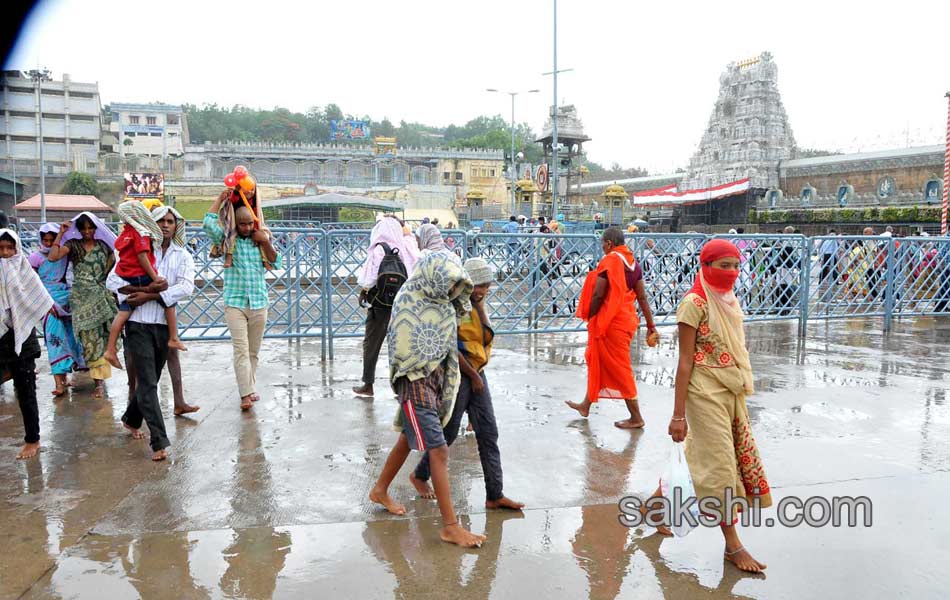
[
  {"left": 107, "top": 206, "right": 196, "bottom": 461},
  {"left": 122, "top": 207, "right": 199, "bottom": 417}
]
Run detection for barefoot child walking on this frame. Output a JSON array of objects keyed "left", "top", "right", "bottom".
[
  {"left": 103, "top": 201, "right": 186, "bottom": 369},
  {"left": 368, "top": 252, "right": 486, "bottom": 548},
  {"left": 409, "top": 258, "right": 524, "bottom": 511},
  {"left": 0, "top": 229, "right": 54, "bottom": 459},
  {"left": 639, "top": 239, "right": 772, "bottom": 573}
]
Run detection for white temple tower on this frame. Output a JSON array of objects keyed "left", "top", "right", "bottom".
[{"left": 681, "top": 52, "right": 796, "bottom": 190}]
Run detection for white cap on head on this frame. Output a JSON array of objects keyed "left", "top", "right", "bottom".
[{"left": 464, "top": 257, "right": 493, "bottom": 285}]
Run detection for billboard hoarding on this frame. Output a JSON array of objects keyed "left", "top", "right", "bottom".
[
  {"left": 124, "top": 173, "right": 164, "bottom": 200},
  {"left": 330, "top": 120, "right": 370, "bottom": 141}
]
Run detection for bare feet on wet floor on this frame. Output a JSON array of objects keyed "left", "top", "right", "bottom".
[
  {"left": 152, "top": 448, "right": 168, "bottom": 462},
  {"left": 16, "top": 442, "right": 40, "bottom": 460},
  {"left": 614, "top": 418, "right": 645, "bottom": 430},
  {"left": 123, "top": 422, "right": 146, "bottom": 440},
  {"left": 564, "top": 399, "right": 591, "bottom": 418},
  {"left": 240, "top": 395, "right": 253, "bottom": 411},
  {"left": 103, "top": 349, "right": 124, "bottom": 370},
  {"left": 369, "top": 486, "right": 406, "bottom": 515},
  {"left": 485, "top": 496, "right": 525, "bottom": 510},
  {"left": 251, "top": 393, "right": 260, "bottom": 402},
  {"left": 168, "top": 339, "right": 188, "bottom": 352},
  {"left": 409, "top": 472, "right": 436, "bottom": 500},
  {"left": 174, "top": 404, "right": 200, "bottom": 416},
  {"left": 440, "top": 523, "right": 487, "bottom": 548},
  {"left": 92, "top": 383, "right": 106, "bottom": 399},
  {"left": 639, "top": 503, "right": 673, "bottom": 536},
  {"left": 725, "top": 546, "right": 767, "bottom": 573},
  {"left": 352, "top": 384, "right": 374, "bottom": 397}
]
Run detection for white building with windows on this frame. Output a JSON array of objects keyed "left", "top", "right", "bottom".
[
  {"left": 110, "top": 102, "right": 187, "bottom": 158},
  {"left": 0, "top": 71, "right": 102, "bottom": 174}
]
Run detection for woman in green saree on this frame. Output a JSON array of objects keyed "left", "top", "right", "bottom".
[{"left": 48, "top": 212, "right": 117, "bottom": 398}]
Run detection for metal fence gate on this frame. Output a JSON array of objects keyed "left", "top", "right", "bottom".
[{"left": 22, "top": 228, "right": 950, "bottom": 352}]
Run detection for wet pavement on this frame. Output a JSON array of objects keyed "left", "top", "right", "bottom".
[{"left": 1, "top": 317, "right": 948, "bottom": 599}]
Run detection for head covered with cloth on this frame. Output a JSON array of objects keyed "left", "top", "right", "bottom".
[
  {"left": 28, "top": 223, "right": 61, "bottom": 269},
  {"left": 118, "top": 200, "right": 163, "bottom": 251},
  {"left": 151, "top": 204, "right": 187, "bottom": 247},
  {"left": 0, "top": 229, "right": 54, "bottom": 354},
  {"left": 416, "top": 223, "right": 446, "bottom": 252},
  {"left": 357, "top": 215, "right": 419, "bottom": 290},
  {"left": 688, "top": 238, "right": 753, "bottom": 394},
  {"left": 387, "top": 251, "right": 473, "bottom": 428},
  {"left": 60, "top": 211, "right": 118, "bottom": 249}
]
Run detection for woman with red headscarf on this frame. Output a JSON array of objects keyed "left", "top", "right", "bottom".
[
  {"left": 639, "top": 239, "right": 771, "bottom": 573},
  {"left": 566, "top": 227, "right": 657, "bottom": 429}
]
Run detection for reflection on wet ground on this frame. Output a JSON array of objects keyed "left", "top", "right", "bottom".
[{"left": 1, "top": 318, "right": 947, "bottom": 598}]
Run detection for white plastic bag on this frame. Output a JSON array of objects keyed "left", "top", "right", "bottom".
[{"left": 659, "top": 442, "right": 700, "bottom": 537}]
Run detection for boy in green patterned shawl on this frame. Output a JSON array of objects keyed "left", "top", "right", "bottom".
[{"left": 368, "top": 252, "right": 486, "bottom": 548}]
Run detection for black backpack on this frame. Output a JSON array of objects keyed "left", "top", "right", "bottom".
[{"left": 369, "top": 243, "right": 408, "bottom": 307}]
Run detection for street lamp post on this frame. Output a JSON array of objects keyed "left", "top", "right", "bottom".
[
  {"left": 26, "top": 69, "right": 52, "bottom": 223},
  {"left": 542, "top": 0, "right": 572, "bottom": 221},
  {"left": 486, "top": 88, "right": 539, "bottom": 215}
]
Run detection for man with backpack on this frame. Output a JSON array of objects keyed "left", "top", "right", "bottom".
[{"left": 353, "top": 216, "right": 419, "bottom": 397}]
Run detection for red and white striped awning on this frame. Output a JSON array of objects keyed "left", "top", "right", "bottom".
[{"left": 633, "top": 178, "right": 751, "bottom": 207}]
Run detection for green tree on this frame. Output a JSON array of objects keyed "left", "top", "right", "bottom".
[
  {"left": 324, "top": 103, "right": 344, "bottom": 123},
  {"left": 376, "top": 117, "right": 396, "bottom": 137},
  {"left": 62, "top": 171, "right": 99, "bottom": 196},
  {"left": 580, "top": 158, "right": 649, "bottom": 182}
]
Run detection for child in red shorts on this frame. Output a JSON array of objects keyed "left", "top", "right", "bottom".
[{"left": 103, "top": 201, "right": 186, "bottom": 370}]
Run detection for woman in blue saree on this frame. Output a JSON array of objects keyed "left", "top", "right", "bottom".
[{"left": 29, "top": 223, "right": 86, "bottom": 396}]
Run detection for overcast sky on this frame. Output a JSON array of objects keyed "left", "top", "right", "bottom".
[{"left": 6, "top": 0, "right": 948, "bottom": 173}]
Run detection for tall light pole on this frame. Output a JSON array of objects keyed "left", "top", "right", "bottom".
[
  {"left": 542, "top": 0, "right": 572, "bottom": 220},
  {"left": 26, "top": 68, "right": 52, "bottom": 223},
  {"left": 486, "top": 88, "right": 539, "bottom": 215}
]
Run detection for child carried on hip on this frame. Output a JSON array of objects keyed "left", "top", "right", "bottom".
[{"left": 103, "top": 200, "right": 186, "bottom": 370}]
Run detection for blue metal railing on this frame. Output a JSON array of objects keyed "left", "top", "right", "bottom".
[{"left": 24, "top": 228, "right": 950, "bottom": 347}]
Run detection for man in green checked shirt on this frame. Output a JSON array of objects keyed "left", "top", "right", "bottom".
[{"left": 204, "top": 197, "right": 282, "bottom": 411}]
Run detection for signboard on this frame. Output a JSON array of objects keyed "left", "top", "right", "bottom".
[
  {"left": 123, "top": 172, "right": 164, "bottom": 200},
  {"left": 122, "top": 125, "right": 164, "bottom": 135},
  {"left": 374, "top": 136, "right": 397, "bottom": 157},
  {"left": 536, "top": 163, "right": 548, "bottom": 192},
  {"left": 330, "top": 120, "right": 370, "bottom": 141}
]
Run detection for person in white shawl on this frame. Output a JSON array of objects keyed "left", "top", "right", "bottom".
[{"left": 0, "top": 229, "right": 54, "bottom": 459}]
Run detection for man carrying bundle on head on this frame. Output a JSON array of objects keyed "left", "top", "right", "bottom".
[
  {"left": 205, "top": 172, "right": 282, "bottom": 411},
  {"left": 212, "top": 166, "right": 271, "bottom": 269}
]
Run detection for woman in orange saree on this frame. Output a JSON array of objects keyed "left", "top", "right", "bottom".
[{"left": 567, "top": 227, "right": 657, "bottom": 429}]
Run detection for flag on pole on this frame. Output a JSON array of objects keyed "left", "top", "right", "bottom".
[{"left": 942, "top": 92, "right": 949, "bottom": 236}]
